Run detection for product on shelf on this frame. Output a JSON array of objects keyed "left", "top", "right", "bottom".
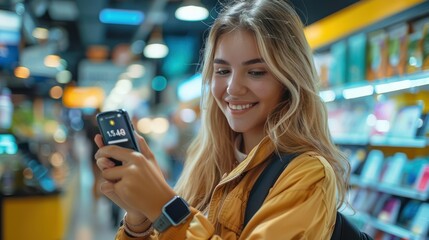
[
  {"left": 380, "top": 152, "right": 407, "bottom": 186},
  {"left": 370, "top": 193, "right": 391, "bottom": 217},
  {"left": 370, "top": 100, "right": 397, "bottom": 137},
  {"left": 0, "top": 133, "right": 18, "bottom": 155},
  {"left": 313, "top": 52, "right": 332, "bottom": 88},
  {"left": 367, "top": 29, "right": 388, "bottom": 81},
  {"left": 353, "top": 188, "right": 371, "bottom": 212},
  {"left": 377, "top": 196, "right": 402, "bottom": 224},
  {"left": 361, "top": 190, "right": 380, "bottom": 214},
  {"left": 329, "top": 40, "right": 347, "bottom": 86},
  {"left": 401, "top": 157, "right": 428, "bottom": 188},
  {"left": 423, "top": 21, "right": 429, "bottom": 70},
  {"left": 341, "top": 146, "right": 368, "bottom": 174},
  {"left": 345, "top": 101, "right": 373, "bottom": 139},
  {"left": 386, "top": 23, "right": 409, "bottom": 77},
  {"left": 348, "top": 32, "right": 367, "bottom": 83},
  {"left": 360, "top": 149, "right": 384, "bottom": 183},
  {"left": 327, "top": 100, "right": 373, "bottom": 142},
  {"left": 0, "top": 137, "right": 66, "bottom": 196},
  {"left": 410, "top": 203, "right": 429, "bottom": 236},
  {"left": 406, "top": 31, "right": 423, "bottom": 74},
  {"left": 0, "top": 87, "right": 13, "bottom": 130},
  {"left": 416, "top": 113, "right": 429, "bottom": 138},
  {"left": 388, "top": 104, "right": 423, "bottom": 139},
  {"left": 414, "top": 164, "right": 429, "bottom": 192},
  {"left": 0, "top": 134, "right": 19, "bottom": 195},
  {"left": 397, "top": 200, "right": 421, "bottom": 229},
  {"left": 406, "top": 17, "right": 428, "bottom": 74},
  {"left": 327, "top": 103, "right": 349, "bottom": 138}
]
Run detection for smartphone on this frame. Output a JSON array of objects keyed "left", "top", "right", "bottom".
[{"left": 96, "top": 109, "right": 140, "bottom": 166}]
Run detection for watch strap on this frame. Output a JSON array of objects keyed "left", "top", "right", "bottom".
[
  {"left": 153, "top": 196, "right": 191, "bottom": 233},
  {"left": 153, "top": 212, "right": 171, "bottom": 232}
]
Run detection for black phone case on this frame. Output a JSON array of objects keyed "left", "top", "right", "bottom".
[{"left": 96, "top": 109, "right": 139, "bottom": 165}]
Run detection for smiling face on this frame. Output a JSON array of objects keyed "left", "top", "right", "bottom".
[{"left": 211, "top": 29, "right": 284, "bottom": 151}]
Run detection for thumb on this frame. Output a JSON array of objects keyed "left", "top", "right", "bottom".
[
  {"left": 135, "top": 132, "right": 155, "bottom": 160},
  {"left": 94, "top": 134, "right": 105, "bottom": 148},
  {"left": 134, "top": 133, "right": 164, "bottom": 177}
]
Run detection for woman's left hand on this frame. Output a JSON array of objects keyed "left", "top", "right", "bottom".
[{"left": 95, "top": 133, "right": 176, "bottom": 221}]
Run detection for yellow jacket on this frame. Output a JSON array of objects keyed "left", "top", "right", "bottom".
[{"left": 116, "top": 137, "right": 337, "bottom": 239}]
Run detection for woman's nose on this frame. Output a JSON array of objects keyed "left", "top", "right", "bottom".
[{"left": 226, "top": 74, "right": 247, "bottom": 96}]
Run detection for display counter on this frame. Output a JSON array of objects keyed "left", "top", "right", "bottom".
[{"left": 1, "top": 171, "right": 78, "bottom": 240}]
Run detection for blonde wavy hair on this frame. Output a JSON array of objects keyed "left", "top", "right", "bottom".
[{"left": 175, "top": 0, "right": 350, "bottom": 211}]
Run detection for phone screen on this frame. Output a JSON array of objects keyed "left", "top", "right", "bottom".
[{"left": 96, "top": 109, "right": 139, "bottom": 165}]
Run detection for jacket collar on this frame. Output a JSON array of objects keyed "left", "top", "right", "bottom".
[{"left": 220, "top": 136, "right": 275, "bottom": 184}]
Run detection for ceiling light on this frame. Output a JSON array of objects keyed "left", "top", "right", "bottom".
[
  {"left": 144, "top": 43, "right": 168, "bottom": 59},
  {"left": 14, "top": 66, "right": 30, "bottom": 79},
  {"left": 44, "top": 55, "right": 61, "bottom": 68},
  {"left": 143, "top": 27, "right": 168, "bottom": 59},
  {"left": 32, "top": 27, "right": 49, "bottom": 40},
  {"left": 99, "top": 8, "right": 144, "bottom": 25},
  {"left": 175, "top": 0, "right": 209, "bottom": 21}
]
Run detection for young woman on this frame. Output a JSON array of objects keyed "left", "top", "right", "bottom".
[{"left": 94, "top": 0, "right": 350, "bottom": 239}]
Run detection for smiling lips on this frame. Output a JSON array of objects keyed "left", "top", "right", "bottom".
[{"left": 228, "top": 103, "right": 256, "bottom": 111}]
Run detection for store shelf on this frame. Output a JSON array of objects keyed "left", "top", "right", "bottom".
[
  {"left": 343, "top": 212, "right": 426, "bottom": 240},
  {"left": 334, "top": 135, "right": 428, "bottom": 148},
  {"left": 369, "top": 136, "right": 428, "bottom": 148},
  {"left": 320, "top": 71, "right": 429, "bottom": 102},
  {"left": 333, "top": 135, "right": 369, "bottom": 146},
  {"left": 350, "top": 175, "right": 429, "bottom": 201}
]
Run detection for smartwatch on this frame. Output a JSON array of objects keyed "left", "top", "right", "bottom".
[{"left": 153, "top": 196, "right": 191, "bottom": 232}]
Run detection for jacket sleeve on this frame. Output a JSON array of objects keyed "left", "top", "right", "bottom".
[
  {"left": 114, "top": 208, "right": 222, "bottom": 240},
  {"left": 240, "top": 155, "right": 338, "bottom": 239}
]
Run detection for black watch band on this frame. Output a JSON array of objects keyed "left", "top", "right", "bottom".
[{"left": 153, "top": 196, "right": 191, "bottom": 233}]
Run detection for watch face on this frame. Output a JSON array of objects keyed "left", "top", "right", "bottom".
[{"left": 164, "top": 197, "right": 191, "bottom": 225}]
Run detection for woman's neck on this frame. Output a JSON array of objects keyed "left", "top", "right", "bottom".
[{"left": 242, "top": 131, "right": 264, "bottom": 154}]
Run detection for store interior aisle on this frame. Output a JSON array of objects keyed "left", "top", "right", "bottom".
[{"left": 65, "top": 132, "right": 122, "bottom": 240}]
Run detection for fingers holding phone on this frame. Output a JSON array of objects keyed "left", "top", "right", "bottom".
[{"left": 94, "top": 110, "right": 175, "bottom": 219}]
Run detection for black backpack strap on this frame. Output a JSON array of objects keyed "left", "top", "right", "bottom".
[
  {"left": 332, "top": 212, "right": 373, "bottom": 240},
  {"left": 243, "top": 152, "right": 374, "bottom": 240},
  {"left": 243, "top": 152, "right": 298, "bottom": 227}
]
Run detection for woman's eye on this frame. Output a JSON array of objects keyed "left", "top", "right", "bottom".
[
  {"left": 215, "top": 69, "right": 230, "bottom": 75},
  {"left": 249, "top": 71, "right": 267, "bottom": 76}
]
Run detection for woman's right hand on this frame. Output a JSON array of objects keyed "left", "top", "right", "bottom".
[{"left": 94, "top": 134, "right": 147, "bottom": 225}]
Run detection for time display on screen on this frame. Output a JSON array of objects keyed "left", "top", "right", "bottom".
[
  {"left": 98, "top": 111, "right": 137, "bottom": 150},
  {"left": 106, "top": 128, "right": 127, "bottom": 138},
  {"left": 97, "top": 110, "right": 140, "bottom": 166}
]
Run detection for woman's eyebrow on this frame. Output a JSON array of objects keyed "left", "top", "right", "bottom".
[
  {"left": 213, "top": 58, "right": 229, "bottom": 65},
  {"left": 213, "top": 58, "right": 264, "bottom": 65},
  {"left": 242, "top": 58, "right": 264, "bottom": 65}
]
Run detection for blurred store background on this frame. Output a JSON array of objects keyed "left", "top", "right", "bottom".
[{"left": 1, "top": 0, "right": 429, "bottom": 239}]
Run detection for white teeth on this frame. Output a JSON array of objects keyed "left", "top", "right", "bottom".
[{"left": 229, "top": 103, "right": 253, "bottom": 110}]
